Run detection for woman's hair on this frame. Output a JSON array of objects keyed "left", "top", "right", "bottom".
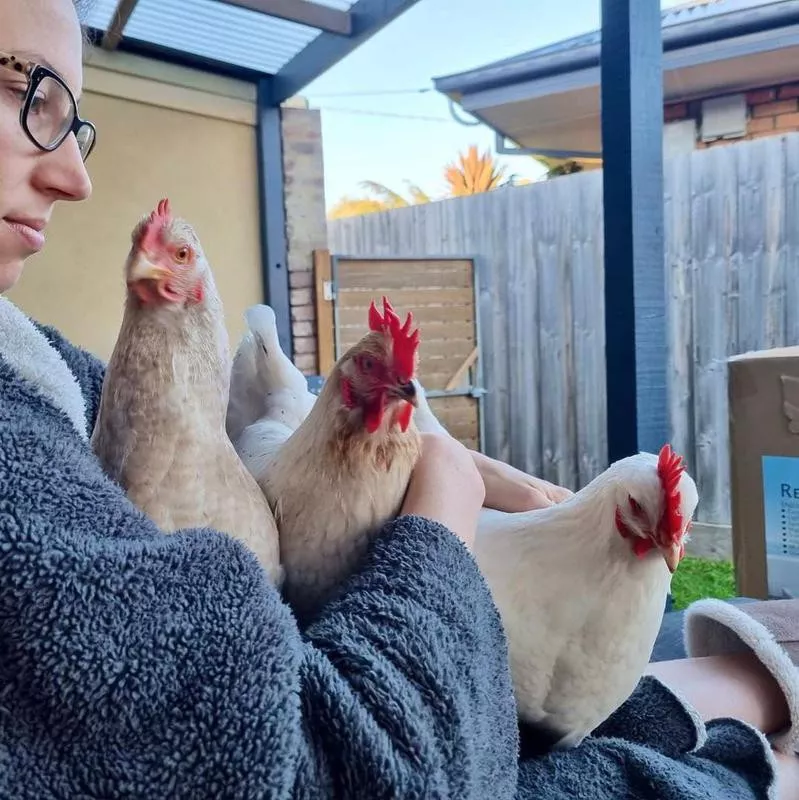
[
  {"left": 72, "top": 0, "right": 96, "bottom": 47},
  {"left": 72, "top": 0, "right": 95, "bottom": 22}
]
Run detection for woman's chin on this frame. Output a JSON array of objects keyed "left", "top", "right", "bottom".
[{"left": 0, "top": 259, "right": 24, "bottom": 294}]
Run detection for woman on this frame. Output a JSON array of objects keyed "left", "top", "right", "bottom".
[{"left": 1, "top": 1, "right": 798, "bottom": 797}]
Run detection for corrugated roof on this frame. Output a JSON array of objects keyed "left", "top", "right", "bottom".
[
  {"left": 126, "top": 0, "right": 321, "bottom": 74},
  {"left": 84, "top": 0, "right": 361, "bottom": 75}
]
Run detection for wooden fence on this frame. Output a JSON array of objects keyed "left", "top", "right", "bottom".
[{"left": 327, "top": 132, "right": 799, "bottom": 526}]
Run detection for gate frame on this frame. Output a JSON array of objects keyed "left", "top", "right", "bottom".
[{"left": 325, "top": 252, "right": 487, "bottom": 453}]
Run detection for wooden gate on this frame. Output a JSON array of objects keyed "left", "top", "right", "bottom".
[{"left": 313, "top": 251, "right": 484, "bottom": 451}]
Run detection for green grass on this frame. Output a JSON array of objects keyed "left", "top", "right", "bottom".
[{"left": 670, "top": 556, "right": 737, "bottom": 610}]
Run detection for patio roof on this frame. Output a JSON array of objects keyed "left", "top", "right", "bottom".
[{"left": 85, "top": 0, "right": 419, "bottom": 103}]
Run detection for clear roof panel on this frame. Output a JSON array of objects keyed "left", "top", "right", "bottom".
[
  {"left": 83, "top": 0, "right": 124, "bottom": 31},
  {"left": 83, "top": 0, "right": 362, "bottom": 75}
]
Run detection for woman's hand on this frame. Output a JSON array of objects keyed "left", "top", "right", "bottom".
[
  {"left": 471, "top": 450, "right": 573, "bottom": 512},
  {"left": 401, "top": 433, "right": 485, "bottom": 551}
]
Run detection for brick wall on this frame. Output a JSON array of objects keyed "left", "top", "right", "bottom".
[
  {"left": 663, "top": 80, "right": 799, "bottom": 149},
  {"left": 744, "top": 83, "right": 799, "bottom": 139},
  {"left": 280, "top": 105, "right": 327, "bottom": 375}
]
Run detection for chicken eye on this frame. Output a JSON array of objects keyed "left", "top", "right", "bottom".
[
  {"left": 175, "top": 246, "right": 190, "bottom": 263},
  {"left": 628, "top": 497, "right": 643, "bottom": 516},
  {"left": 361, "top": 356, "right": 374, "bottom": 372}
]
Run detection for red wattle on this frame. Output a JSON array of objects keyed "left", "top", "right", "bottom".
[
  {"left": 396, "top": 402, "right": 413, "bottom": 432},
  {"left": 632, "top": 538, "right": 655, "bottom": 559},
  {"left": 341, "top": 379, "right": 355, "bottom": 409},
  {"left": 364, "top": 406, "right": 383, "bottom": 432},
  {"left": 363, "top": 394, "right": 387, "bottom": 433}
]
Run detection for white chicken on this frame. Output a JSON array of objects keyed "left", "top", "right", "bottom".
[
  {"left": 226, "top": 304, "right": 317, "bottom": 481},
  {"left": 410, "top": 378, "right": 449, "bottom": 435},
  {"left": 474, "top": 444, "right": 697, "bottom": 753}
]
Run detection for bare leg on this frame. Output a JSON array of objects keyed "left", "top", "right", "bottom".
[
  {"left": 648, "top": 653, "right": 799, "bottom": 797},
  {"left": 646, "top": 652, "right": 789, "bottom": 733}
]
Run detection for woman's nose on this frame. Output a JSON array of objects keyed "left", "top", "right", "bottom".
[{"left": 32, "top": 133, "right": 93, "bottom": 202}]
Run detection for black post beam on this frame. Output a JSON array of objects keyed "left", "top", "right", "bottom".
[
  {"left": 600, "top": 0, "right": 668, "bottom": 462},
  {"left": 255, "top": 78, "right": 292, "bottom": 358}
]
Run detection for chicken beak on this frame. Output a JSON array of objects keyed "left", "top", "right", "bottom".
[
  {"left": 661, "top": 542, "right": 683, "bottom": 574},
  {"left": 397, "top": 381, "right": 418, "bottom": 407},
  {"left": 128, "top": 252, "right": 171, "bottom": 284}
]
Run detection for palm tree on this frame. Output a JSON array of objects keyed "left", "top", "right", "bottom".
[
  {"left": 327, "top": 180, "right": 433, "bottom": 219},
  {"left": 358, "top": 180, "right": 432, "bottom": 208},
  {"left": 327, "top": 196, "right": 397, "bottom": 219},
  {"left": 443, "top": 145, "right": 516, "bottom": 196},
  {"left": 326, "top": 145, "right": 517, "bottom": 219}
]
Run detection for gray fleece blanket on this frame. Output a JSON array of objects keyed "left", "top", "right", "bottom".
[{"left": 0, "top": 296, "right": 780, "bottom": 798}]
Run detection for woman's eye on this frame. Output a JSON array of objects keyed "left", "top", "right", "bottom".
[
  {"left": 28, "top": 93, "right": 46, "bottom": 113},
  {"left": 5, "top": 86, "right": 27, "bottom": 105}
]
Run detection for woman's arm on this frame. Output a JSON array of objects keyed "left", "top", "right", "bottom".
[
  {"left": 471, "top": 449, "right": 573, "bottom": 512},
  {"left": 0, "top": 425, "right": 517, "bottom": 798},
  {"left": 33, "top": 321, "right": 106, "bottom": 427},
  {"left": 293, "top": 434, "right": 514, "bottom": 795}
]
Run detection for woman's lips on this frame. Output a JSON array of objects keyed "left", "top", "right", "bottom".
[{"left": 4, "top": 218, "right": 46, "bottom": 252}]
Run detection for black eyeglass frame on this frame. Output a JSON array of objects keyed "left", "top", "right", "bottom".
[{"left": 0, "top": 51, "right": 97, "bottom": 162}]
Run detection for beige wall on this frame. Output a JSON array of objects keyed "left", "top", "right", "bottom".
[{"left": 8, "top": 50, "right": 263, "bottom": 362}]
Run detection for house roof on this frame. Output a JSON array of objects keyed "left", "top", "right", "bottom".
[
  {"left": 84, "top": 0, "right": 420, "bottom": 104},
  {"left": 432, "top": 0, "right": 799, "bottom": 159},
  {"left": 433, "top": 0, "right": 799, "bottom": 97}
]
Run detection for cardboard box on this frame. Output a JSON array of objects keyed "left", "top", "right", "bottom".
[{"left": 728, "top": 346, "right": 799, "bottom": 599}]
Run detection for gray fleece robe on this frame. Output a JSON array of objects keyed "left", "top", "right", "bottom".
[{"left": 0, "top": 295, "right": 783, "bottom": 798}]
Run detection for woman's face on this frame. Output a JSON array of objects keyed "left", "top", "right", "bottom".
[{"left": 0, "top": 0, "right": 92, "bottom": 294}]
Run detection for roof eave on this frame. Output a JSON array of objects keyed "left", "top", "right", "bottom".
[{"left": 433, "top": 0, "right": 799, "bottom": 97}]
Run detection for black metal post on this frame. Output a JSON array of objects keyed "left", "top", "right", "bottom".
[
  {"left": 255, "top": 78, "right": 292, "bottom": 357},
  {"left": 600, "top": 0, "right": 668, "bottom": 462}
]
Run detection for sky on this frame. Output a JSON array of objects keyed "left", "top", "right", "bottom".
[{"left": 303, "top": 0, "right": 688, "bottom": 212}]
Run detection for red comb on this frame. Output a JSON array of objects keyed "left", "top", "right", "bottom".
[
  {"left": 657, "top": 444, "right": 685, "bottom": 544},
  {"left": 139, "top": 198, "right": 172, "bottom": 252},
  {"left": 367, "top": 296, "right": 420, "bottom": 379}
]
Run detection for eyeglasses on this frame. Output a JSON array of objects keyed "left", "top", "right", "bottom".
[{"left": 0, "top": 51, "right": 96, "bottom": 162}]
